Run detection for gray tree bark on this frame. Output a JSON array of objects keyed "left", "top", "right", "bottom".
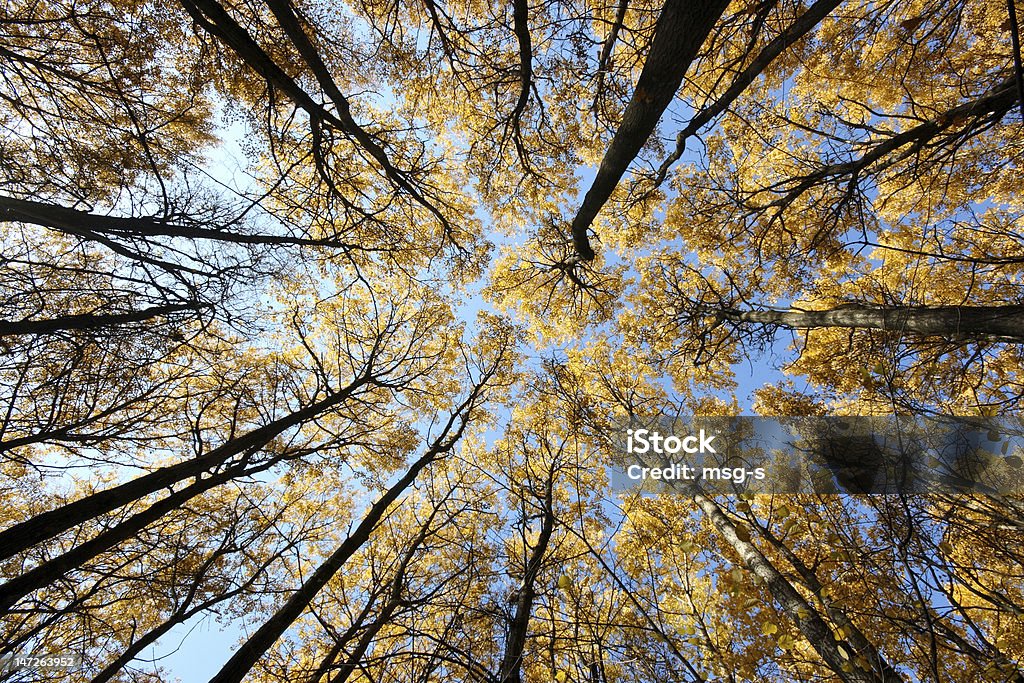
[
  {"left": 719, "top": 304, "right": 1024, "bottom": 341},
  {"left": 695, "top": 494, "right": 889, "bottom": 683},
  {"left": 570, "top": 0, "right": 731, "bottom": 261}
]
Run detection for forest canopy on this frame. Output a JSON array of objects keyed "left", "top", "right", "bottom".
[{"left": 1, "top": 0, "right": 1024, "bottom": 681}]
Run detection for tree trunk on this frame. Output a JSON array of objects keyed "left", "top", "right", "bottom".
[
  {"left": 497, "top": 471, "right": 556, "bottom": 683},
  {"left": 325, "top": 503, "right": 440, "bottom": 683},
  {"left": 720, "top": 304, "right": 1024, "bottom": 341},
  {"left": 89, "top": 539, "right": 285, "bottom": 683},
  {"left": 570, "top": 0, "right": 731, "bottom": 260},
  {"left": 654, "top": 0, "right": 844, "bottom": 186},
  {"left": 206, "top": 376, "right": 488, "bottom": 683},
  {"left": 756, "top": 522, "right": 905, "bottom": 682},
  {"left": 0, "top": 302, "right": 207, "bottom": 337},
  {"left": 179, "top": 0, "right": 452, "bottom": 233},
  {"left": 0, "top": 458, "right": 274, "bottom": 613},
  {"left": 0, "top": 194, "right": 351, "bottom": 248},
  {"left": 0, "top": 373, "right": 372, "bottom": 563},
  {"left": 694, "top": 494, "right": 887, "bottom": 683}
]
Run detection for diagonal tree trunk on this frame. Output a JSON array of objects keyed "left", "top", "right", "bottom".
[
  {"left": 653, "top": 0, "right": 845, "bottom": 187},
  {"left": 0, "top": 194, "right": 359, "bottom": 249},
  {"left": 0, "top": 302, "right": 209, "bottom": 338},
  {"left": 177, "top": 0, "right": 453, "bottom": 235},
  {"left": 206, "top": 357, "right": 498, "bottom": 683},
  {"left": 753, "top": 78, "right": 1019, "bottom": 213},
  {"left": 0, "top": 372, "right": 373, "bottom": 563},
  {"left": 207, "top": 439, "right": 451, "bottom": 683},
  {"left": 570, "top": 0, "right": 731, "bottom": 261},
  {"left": 88, "top": 528, "right": 296, "bottom": 683},
  {"left": 694, "top": 493, "right": 889, "bottom": 683},
  {"left": 323, "top": 496, "right": 448, "bottom": 683},
  {"left": 0, "top": 456, "right": 278, "bottom": 613},
  {"left": 756, "top": 519, "right": 905, "bottom": 682}
]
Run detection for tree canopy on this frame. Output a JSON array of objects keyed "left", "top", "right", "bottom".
[{"left": 2, "top": 0, "right": 1024, "bottom": 681}]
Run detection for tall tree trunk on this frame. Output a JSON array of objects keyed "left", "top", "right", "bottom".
[
  {"left": 178, "top": 0, "right": 452, "bottom": 234},
  {"left": 719, "top": 304, "right": 1024, "bottom": 341},
  {"left": 207, "top": 447, "right": 445, "bottom": 683},
  {"left": 324, "top": 499, "right": 444, "bottom": 683},
  {"left": 0, "top": 302, "right": 208, "bottom": 337},
  {"left": 0, "top": 457, "right": 276, "bottom": 613},
  {"left": 497, "top": 469, "right": 556, "bottom": 683},
  {"left": 88, "top": 537, "right": 289, "bottom": 683},
  {"left": 206, "top": 369, "right": 493, "bottom": 683},
  {"left": 570, "top": 0, "right": 731, "bottom": 260},
  {"left": 0, "top": 194, "right": 354, "bottom": 248},
  {"left": 694, "top": 494, "right": 888, "bottom": 683},
  {"left": 0, "top": 373, "right": 372, "bottom": 563},
  {"left": 653, "top": 0, "right": 844, "bottom": 186},
  {"left": 756, "top": 77, "right": 1018, "bottom": 213},
  {"left": 756, "top": 521, "right": 905, "bottom": 682}
]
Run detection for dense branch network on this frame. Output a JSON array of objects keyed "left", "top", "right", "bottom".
[{"left": 2, "top": 0, "right": 1024, "bottom": 682}]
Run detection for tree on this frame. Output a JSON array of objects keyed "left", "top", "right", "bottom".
[
  {"left": 4, "top": 0, "right": 1024, "bottom": 681},
  {"left": 567, "top": 0, "right": 732, "bottom": 261},
  {"left": 713, "top": 304, "right": 1024, "bottom": 342}
]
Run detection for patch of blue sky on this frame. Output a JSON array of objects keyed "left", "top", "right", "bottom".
[{"left": 133, "top": 610, "right": 240, "bottom": 682}]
